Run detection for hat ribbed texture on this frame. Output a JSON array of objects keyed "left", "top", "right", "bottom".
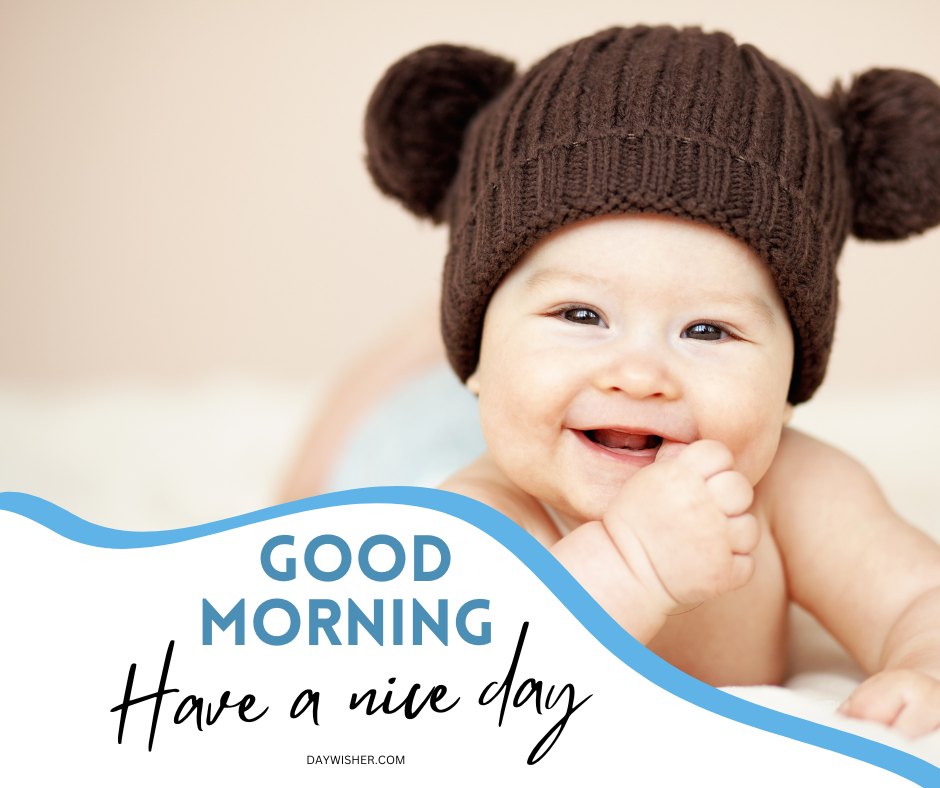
[{"left": 439, "top": 26, "right": 852, "bottom": 403}]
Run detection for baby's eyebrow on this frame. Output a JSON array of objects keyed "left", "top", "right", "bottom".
[
  {"left": 702, "top": 291, "right": 778, "bottom": 325},
  {"left": 524, "top": 269, "right": 608, "bottom": 290}
]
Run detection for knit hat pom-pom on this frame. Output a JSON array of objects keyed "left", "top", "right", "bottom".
[
  {"left": 365, "top": 44, "right": 515, "bottom": 222},
  {"left": 837, "top": 68, "right": 940, "bottom": 240}
]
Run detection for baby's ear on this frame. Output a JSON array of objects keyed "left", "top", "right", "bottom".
[
  {"left": 364, "top": 44, "right": 515, "bottom": 222},
  {"left": 832, "top": 68, "right": 940, "bottom": 240},
  {"left": 465, "top": 369, "right": 481, "bottom": 396}
]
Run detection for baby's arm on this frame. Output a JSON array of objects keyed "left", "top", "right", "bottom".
[
  {"left": 551, "top": 440, "right": 759, "bottom": 642},
  {"left": 838, "top": 587, "right": 940, "bottom": 737},
  {"left": 768, "top": 429, "right": 940, "bottom": 737}
]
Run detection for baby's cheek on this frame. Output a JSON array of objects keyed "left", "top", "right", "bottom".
[
  {"left": 707, "top": 400, "right": 784, "bottom": 486},
  {"left": 478, "top": 380, "right": 542, "bottom": 467},
  {"left": 480, "top": 371, "right": 532, "bottom": 429}
]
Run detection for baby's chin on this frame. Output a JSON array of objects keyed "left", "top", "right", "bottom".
[
  {"left": 497, "top": 455, "right": 628, "bottom": 525},
  {"left": 540, "top": 480, "right": 621, "bottom": 528}
]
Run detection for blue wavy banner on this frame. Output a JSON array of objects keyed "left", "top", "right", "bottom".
[{"left": 1, "top": 487, "right": 936, "bottom": 786}]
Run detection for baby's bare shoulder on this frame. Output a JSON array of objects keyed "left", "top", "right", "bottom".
[
  {"left": 768, "top": 425, "right": 866, "bottom": 473},
  {"left": 758, "top": 427, "right": 878, "bottom": 518},
  {"left": 759, "top": 426, "right": 903, "bottom": 560},
  {"left": 440, "top": 455, "right": 557, "bottom": 544}
]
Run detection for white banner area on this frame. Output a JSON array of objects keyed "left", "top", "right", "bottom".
[{"left": 1, "top": 489, "right": 936, "bottom": 786}]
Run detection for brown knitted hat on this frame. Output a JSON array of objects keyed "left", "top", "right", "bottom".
[{"left": 365, "top": 26, "right": 940, "bottom": 403}]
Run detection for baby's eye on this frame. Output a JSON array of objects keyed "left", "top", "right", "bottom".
[
  {"left": 557, "top": 306, "right": 606, "bottom": 327},
  {"left": 683, "top": 322, "right": 728, "bottom": 341}
]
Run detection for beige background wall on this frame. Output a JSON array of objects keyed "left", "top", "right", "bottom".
[{"left": 1, "top": 0, "right": 939, "bottom": 392}]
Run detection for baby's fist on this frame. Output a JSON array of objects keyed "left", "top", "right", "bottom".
[
  {"left": 604, "top": 439, "right": 760, "bottom": 612},
  {"left": 839, "top": 669, "right": 940, "bottom": 738}
]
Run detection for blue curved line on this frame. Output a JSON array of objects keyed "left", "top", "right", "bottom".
[{"left": 1, "top": 487, "right": 937, "bottom": 784}]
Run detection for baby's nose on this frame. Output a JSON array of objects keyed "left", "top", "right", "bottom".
[{"left": 593, "top": 345, "right": 680, "bottom": 400}]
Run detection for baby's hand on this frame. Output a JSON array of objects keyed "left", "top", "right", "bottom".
[
  {"left": 603, "top": 439, "right": 759, "bottom": 614},
  {"left": 839, "top": 669, "right": 940, "bottom": 738}
]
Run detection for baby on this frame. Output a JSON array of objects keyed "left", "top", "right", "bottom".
[{"left": 362, "top": 26, "right": 940, "bottom": 736}]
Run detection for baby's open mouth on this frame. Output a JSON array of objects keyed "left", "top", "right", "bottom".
[{"left": 584, "top": 429, "right": 663, "bottom": 452}]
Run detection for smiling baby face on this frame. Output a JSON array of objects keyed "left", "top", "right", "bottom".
[{"left": 467, "top": 214, "right": 795, "bottom": 525}]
